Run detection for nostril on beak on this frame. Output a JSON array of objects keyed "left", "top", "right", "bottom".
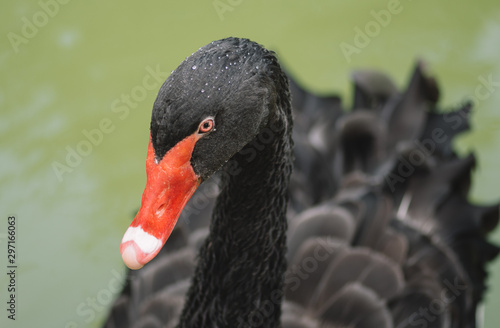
[{"left": 156, "top": 203, "right": 167, "bottom": 217}]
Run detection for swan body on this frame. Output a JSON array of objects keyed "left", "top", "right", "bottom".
[{"left": 105, "top": 38, "right": 499, "bottom": 328}]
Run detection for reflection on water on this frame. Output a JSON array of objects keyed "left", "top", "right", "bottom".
[{"left": 1, "top": 1, "right": 500, "bottom": 327}]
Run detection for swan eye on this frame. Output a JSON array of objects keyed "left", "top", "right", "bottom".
[{"left": 198, "top": 118, "right": 215, "bottom": 134}]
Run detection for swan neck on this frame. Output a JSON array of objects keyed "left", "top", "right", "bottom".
[{"left": 179, "top": 101, "right": 293, "bottom": 328}]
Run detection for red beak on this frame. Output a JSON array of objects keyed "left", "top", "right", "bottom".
[{"left": 120, "top": 134, "right": 201, "bottom": 269}]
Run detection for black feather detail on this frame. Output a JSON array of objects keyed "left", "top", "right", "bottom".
[{"left": 104, "top": 38, "right": 498, "bottom": 328}]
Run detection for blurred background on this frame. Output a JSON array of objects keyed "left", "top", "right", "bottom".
[{"left": 1, "top": 1, "right": 500, "bottom": 327}]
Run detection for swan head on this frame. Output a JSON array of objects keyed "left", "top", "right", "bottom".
[{"left": 120, "top": 37, "right": 287, "bottom": 269}]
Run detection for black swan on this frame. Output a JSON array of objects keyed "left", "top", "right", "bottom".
[{"left": 105, "top": 37, "right": 499, "bottom": 328}]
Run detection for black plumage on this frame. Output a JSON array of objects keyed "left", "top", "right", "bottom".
[{"left": 104, "top": 37, "right": 499, "bottom": 328}]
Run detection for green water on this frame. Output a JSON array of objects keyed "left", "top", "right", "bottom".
[{"left": 1, "top": 1, "right": 500, "bottom": 327}]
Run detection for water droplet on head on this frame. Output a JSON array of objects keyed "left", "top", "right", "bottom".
[
  {"left": 192, "top": 65, "right": 197, "bottom": 70},
  {"left": 201, "top": 89, "right": 205, "bottom": 93},
  {"left": 225, "top": 66, "right": 228, "bottom": 69}
]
